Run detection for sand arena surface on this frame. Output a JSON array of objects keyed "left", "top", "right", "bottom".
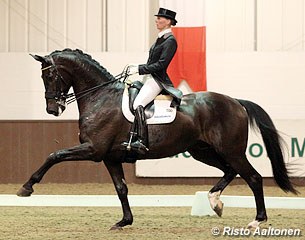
[
  {"left": 1, "top": 183, "right": 304, "bottom": 196},
  {"left": 0, "top": 183, "right": 304, "bottom": 239}
]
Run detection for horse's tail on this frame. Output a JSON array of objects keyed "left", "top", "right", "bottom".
[{"left": 237, "top": 99, "right": 298, "bottom": 194}]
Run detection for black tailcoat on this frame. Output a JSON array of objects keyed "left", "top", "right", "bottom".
[{"left": 138, "top": 32, "right": 182, "bottom": 106}]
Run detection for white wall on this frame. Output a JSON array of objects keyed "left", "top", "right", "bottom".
[
  {"left": 0, "top": 52, "right": 147, "bottom": 119},
  {"left": 0, "top": 0, "right": 154, "bottom": 52},
  {"left": 206, "top": 0, "right": 305, "bottom": 51},
  {"left": 1, "top": 0, "right": 305, "bottom": 52},
  {"left": 207, "top": 52, "right": 305, "bottom": 120},
  {"left": 1, "top": 0, "right": 304, "bottom": 119},
  {"left": 0, "top": 52, "right": 304, "bottom": 120}
]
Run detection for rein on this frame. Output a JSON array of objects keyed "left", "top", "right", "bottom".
[
  {"left": 65, "top": 72, "right": 127, "bottom": 105},
  {"left": 42, "top": 56, "right": 129, "bottom": 105}
]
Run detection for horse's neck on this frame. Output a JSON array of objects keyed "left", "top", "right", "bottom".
[
  {"left": 73, "top": 78, "right": 123, "bottom": 117},
  {"left": 71, "top": 71, "right": 105, "bottom": 94},
  {"left": 60, "top": 55, "right": 122, "bottom": 117}
]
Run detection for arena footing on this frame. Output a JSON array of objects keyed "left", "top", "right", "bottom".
[{"left": 191, "top": 191, "right": 305, "bottom": 216}]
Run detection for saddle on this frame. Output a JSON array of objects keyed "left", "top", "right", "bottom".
[{"left": 122, "top": 80, "right": 177, "bottom": 124}]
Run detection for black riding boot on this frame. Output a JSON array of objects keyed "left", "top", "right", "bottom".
[
  {"left": 130, "top": 105, "right": 149, "bottom": 154},
  {"left": 122, "top": 106, "right": 149, "bottom": 155}
]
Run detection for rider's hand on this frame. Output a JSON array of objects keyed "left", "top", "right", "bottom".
[{"left": 127, "top": 65, "right": 139, "bottom": 75}]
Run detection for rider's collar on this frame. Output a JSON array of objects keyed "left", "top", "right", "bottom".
[{"left": 158, "top": 28, "right": 172, "bottom": 38}]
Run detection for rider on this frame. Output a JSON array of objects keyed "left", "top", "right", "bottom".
[{"left": 122, "top": 8, "right": 182, "bottom": 155}]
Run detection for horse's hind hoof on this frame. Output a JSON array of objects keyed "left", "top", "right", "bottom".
[
  {"left": 213, "top": 201, "right": 224, "bottom": 217},
  {"left": 208, "top": 190, "right": 223, "bottom": 217},
  {"left": 17, "top": 187, "right": 33, "bottom": 197}
]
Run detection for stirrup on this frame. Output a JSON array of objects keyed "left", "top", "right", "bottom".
[
  {"left": 121, "top": 131, "right": 137, "bottom": 151},
  {"left": 130, "top": 140, "right": 149, "bottom": 155}
]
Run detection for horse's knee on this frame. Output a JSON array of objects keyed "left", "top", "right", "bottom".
[{"left": 47, "top": 152, "right": 61, "bottom": 164}]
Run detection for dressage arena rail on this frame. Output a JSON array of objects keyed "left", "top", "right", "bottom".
[{"left": 1, "top": 192, "right": 304, "bottom": 216}]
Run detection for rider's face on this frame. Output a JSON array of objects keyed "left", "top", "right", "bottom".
[{"left": 155, "top": 17, "right": 171, "bottom": 31}]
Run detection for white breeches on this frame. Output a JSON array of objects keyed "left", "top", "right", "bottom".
[{"left": 133, "top": 74, "right": 162, "bottom": 110}]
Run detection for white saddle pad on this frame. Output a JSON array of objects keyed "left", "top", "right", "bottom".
[{"left": 122, "top": 83, "right": 177, "bottom": 124}]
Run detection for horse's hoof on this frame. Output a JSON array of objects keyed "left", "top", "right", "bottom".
[
  {"left": 213, "top": 201, "right": 224, "bottom": 217},
  {"left": 208, "top": 190, "right": 223, "bottom": 217},
  {"left": 16, "top": 187, "right": 33, "bottom": 197},
  {"left": 247, "top": 219, "right": 267, "bottom": 229},
  {"left": 109, "top": 225, "right": 123, "bottom": 231}
]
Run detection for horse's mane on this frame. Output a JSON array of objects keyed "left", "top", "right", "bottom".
[{"left": 50, "top": 48, "right": 116, "bottom": 81}]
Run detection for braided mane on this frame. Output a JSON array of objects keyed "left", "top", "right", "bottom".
[{"left": 50, "top": 48, "right": 116, "bottom": 81}]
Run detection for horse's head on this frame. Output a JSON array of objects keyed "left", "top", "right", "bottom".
[{"left": 30, "top": 53, "right": 72, "bottom": 116}]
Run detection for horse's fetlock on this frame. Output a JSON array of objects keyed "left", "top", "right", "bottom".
[
  {"left": 117, "top": 188, "right": 128, "bottom": 198},
  {"left": 23, "top": 182, "right": 34, "bottom": 192},
  {"left": 122, "top": 216, "right": 133, "bottom": 226},
  {"left": 125, "top": 218, "right": 133, "bottom": 225}
]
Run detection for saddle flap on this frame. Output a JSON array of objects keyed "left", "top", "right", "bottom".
[{"left": 122, "top": 80, "right": 177, "bottom": 125}]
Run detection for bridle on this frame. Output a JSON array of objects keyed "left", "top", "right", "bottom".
[
  {"left": 42, "top": 56, "right": 68, "bottom": 105},
  {"left": 41, "top": 56, "right": 129, "bottom": 106}
]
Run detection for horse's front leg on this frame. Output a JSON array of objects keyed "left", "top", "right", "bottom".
[
  {"left": 17, "top": 142, "right": 96, "bottom": 197},
  {"left": 104, "top": 161, "right": 133, "bottom": 230}
]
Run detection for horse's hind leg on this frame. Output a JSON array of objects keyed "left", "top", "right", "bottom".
[
  {"left": 188, "top": 144, "right": 237, "bottom": 216},
  {"left": 225, "top": 154, "right": 267, "bottom": 228},
  {"left": 208, "top": 168, "right": 236, "bottom": 216}
]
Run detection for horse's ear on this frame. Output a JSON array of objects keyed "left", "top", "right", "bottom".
[{"left": 29, "top": 53, "right": 47, "bottom": 64}]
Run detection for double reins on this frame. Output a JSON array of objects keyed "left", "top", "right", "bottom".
[
  {"left": 65, "top": 70, "right": 128, "bottom": 105},
  {"left": 42, "top": 56, "right": 130, "bottom": 105}
]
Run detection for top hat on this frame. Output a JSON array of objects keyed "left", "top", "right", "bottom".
[{"left": 155, "top": 8, "right": 177, "bottom": 26}]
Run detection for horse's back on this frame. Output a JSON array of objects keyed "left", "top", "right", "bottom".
[{"left": 180, "top": 91, "right": 245, "bottom": 117}]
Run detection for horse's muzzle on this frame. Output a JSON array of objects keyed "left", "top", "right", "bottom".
[
  {"left": 46, "top": 99, "right": 65, "bottom": 116},
  {"left": 46, "top": 107, "right": 60, "bottom": 116}
]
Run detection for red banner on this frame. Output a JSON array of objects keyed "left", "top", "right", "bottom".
[{"left": 168, "top": 26, "right": 206, "bottom": 92}]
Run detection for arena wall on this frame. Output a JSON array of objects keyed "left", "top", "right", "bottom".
[
  {"left": 0, "top": 52, "right": 304, "bottom": 183},
  {"left": 0, "top": 0, "right": 305, "bottom": 184}
]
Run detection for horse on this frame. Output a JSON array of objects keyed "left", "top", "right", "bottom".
[{"left": 17, "top": 49, "right": 297, "bottom": 230}]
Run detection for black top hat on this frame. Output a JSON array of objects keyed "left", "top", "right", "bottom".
[{"left": 155, "top": 8, "right": 177, "bottom": 26}]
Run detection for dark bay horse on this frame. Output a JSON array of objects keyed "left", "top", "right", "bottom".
[{"left": 17, "top": 49, "right": 297, "bottom": 230}]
